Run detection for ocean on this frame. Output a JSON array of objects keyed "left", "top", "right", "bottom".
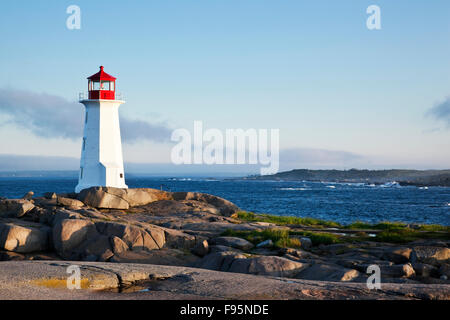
[{"left": 0, "top": 177, "right": 449, "bottom": 226}]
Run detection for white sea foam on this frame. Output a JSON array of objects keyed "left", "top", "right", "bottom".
[{"left": 380, "top": 181, "right": 401, "bottom": 188}]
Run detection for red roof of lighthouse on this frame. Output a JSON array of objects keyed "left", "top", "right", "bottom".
[{"left": 87, "top": 66, "right": 116, "bottom": 81}]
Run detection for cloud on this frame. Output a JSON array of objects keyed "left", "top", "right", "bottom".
[
  {"left": 279, "top": 148, "right": 366, "bottom": 169},
  {"left": 0, "top": 88, "right": 172, "bottom": 142},
  {"left": 427, "top": 97, "right": 450, "bottom": 128},
  {"left": 120, "top": 118, "right": 172, "bottom": 143}
]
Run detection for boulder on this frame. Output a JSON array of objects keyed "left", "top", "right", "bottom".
[
  {"left": 44, "top": 192, "right": 57, "bottom": 200},
  {"left": 379, "top": 263, "right": 416, "bottom": 278},
  {"left": 179, "top": 221, "right": 259, "bottom": 236},
  {"left": 57, "top": 192, "right": 78, "bottom": 199},
  {"left": 123, "top": 188, "right": 172, "bottom": 207},
  {"left": 246, "top": 256, "right": 308, "bottom": 278},
  {"left": 57, "top": 197, "right": 85, "bottom": 209},
  {"left": 95, "top": 222, "right": 160, "bottom": 251},
  {"left": 141, "top": 224, "right": 166, "bottom": 249},
  {"left": 75, "top": 208, "right": 110, "bottom": 220},
  {"left": 197, "top": 252, "right": 308, "bottom": 278},
  {"left": 22, "top": 191, "right": 34, "bottom": 200},
  {"left": 412, "top": 263, "right": 438, "bottom": 278},
  {"left": 227, "top": 257, "right": 251, "bottom": 273},
  {"left": 411, "top": 246, "right": 450, "bottom": 266},
  {"left": 212, "top": 237, "right": 254, "bottom": 251},
  {"left": 256, "top": 239, "right": 273, "bottom": 248},
  {"left": 382, "top": 247, "right": 412, "bottom": 264},
  {"left": 82, "top": 235, "right": 114, "bottom": 261},
  {"left": 401, "top": 263, "right": 416, "bottom": 278},
  {"left": 296, "top": 263, "right": 360, "bottom": 282},
  {"left": 173, "top": 192, "right": 240, "bottom": 216},
  {"left": 23, "top": 206, "right": 53, "bottom": 225},
  {"left": 0, "top": 220, "right": 49, "bottom": 253},
  {"left": 46, "top": 209, "right": 84, "bottom": 227},
  {"left": 110, "top": 236, "right": 129, "bottom": 254},
  {"left": 299, "top": 237, "right": 312, "bottom": 250},
  {"left": 52, "top": 219, "right": 98, "bottom": 258},
  {"left": 52, "top": 218, "right": 114, "bottom": 261},
  {"left": 77, "top": 187, "right": 173, "bottom": 209},
  {"left": 0, "top": 199, "right": 35, "bottom": 218},
  {"left": 31, "top": 198, "right": 58, "bottom": 210},
  {"left": 197, "top": 251, "right": 248, "bottom": 271},
  {"left": 77, "top": 187, "right": 129, "bottom": 209},
  {"left": 279, "top": 247, "right": 318, "bottom": 260},
  {"left": 210, "top": 245, "right": 242, "bottom": 253},
  {"left": 162, "top": 227, "right": 196, "bottom": 249},
  {"left": 134, "top": 199, "right": 221, "bottom": 216},
  {"left": 439, "top": 264, "right": 450, "bottom": 278},
  {"left": 191, "top": 240, "right": 210, "bottom": 257}
]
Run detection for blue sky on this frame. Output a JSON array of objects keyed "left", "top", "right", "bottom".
[{"left": 0, "top": 0, "right": 449, "bottom": 172}]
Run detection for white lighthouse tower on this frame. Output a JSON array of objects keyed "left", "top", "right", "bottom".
[{"left": 75, "top": 66, "right": 128, "bottom": 193}]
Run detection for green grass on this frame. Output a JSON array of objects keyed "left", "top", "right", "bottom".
[
  {"left": 344, "top": 221, "right": 450, "bottom": 233},
  {"left": 415, "top": 224, "right": 449, "bottom": 232},
  {"left": 347, "top": 225, "right": 450, "bottom": 244},
  {"left": 231, "top": 212, "right": 450, "bottom": 245},
  {"left": 222, "top": 228, "right": 341, "bottom": 248},
  {"left": 344, "top": 221, "right": 407, "bottom": 231},
  {"left": 289, "top": 231, "right": 341, "bottom": 245},
  {"left": 222, "top": 228, "right": 292, "bottom": 248},
  {"left": 233, "top": 211, "right": 341, "bottom": 228},
  {"left": 374, "top": 229, "right": 450, "bottom": 243}
]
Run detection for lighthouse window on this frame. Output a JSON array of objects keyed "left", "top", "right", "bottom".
[
  {"left": 82, "top": 138, "right": 86, "bottom": 150},
  {"left": 85, "top": 112, "right": 88, "bottom": 123},
  {"left": 93, "top": 81, "right": 100, "bottom": 90},
  {"left": 100, "top": 81, "right": 111, "bottom": 90},
  {"left": 80, "top": 167, "right": 83, "bottom": 179},
  {"left": 120, "top": 173, "right": 123, "bottom": 178}
]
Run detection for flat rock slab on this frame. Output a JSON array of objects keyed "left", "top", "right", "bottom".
[
  {"left": 212, "top": 237, "right": 254, "bottom": 250},
  {"left": 0, "top": 261, "right": 449, "bottom": 300}
]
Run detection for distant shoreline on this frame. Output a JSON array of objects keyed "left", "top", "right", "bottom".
[{"left": 241, "top": 169, "right": 450, "bottom": 187}]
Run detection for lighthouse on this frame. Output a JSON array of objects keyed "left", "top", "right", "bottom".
[{"left": 75, "top": 66, "right": 128, "bottom": 193}]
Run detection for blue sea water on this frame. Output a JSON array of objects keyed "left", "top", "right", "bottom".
[{"left": 0, "top": 177, "right": 449, "bottom": 226}]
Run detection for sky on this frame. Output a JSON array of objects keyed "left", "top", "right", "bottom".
[{"left": 0, "top": 0, "right": 449, "bottom": 174}]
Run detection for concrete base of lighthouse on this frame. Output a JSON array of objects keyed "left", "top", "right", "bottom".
[
  {"left": 75, "top": 163, "right": 128, "bottom": 193},
  {"left": 75, "top": 99, "right": 128, "bottom": 193}
]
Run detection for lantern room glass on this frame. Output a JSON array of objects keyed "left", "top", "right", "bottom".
[
  {"left": 100, "top": 81, "right": 110, "bottom": 90},
  {"left": 89, "top": 80, "right": 114, "bottom": 91}
]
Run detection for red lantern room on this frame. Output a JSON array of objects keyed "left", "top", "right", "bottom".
[{"left": 87, "top": 66, "right": 116, "bottom": 100}]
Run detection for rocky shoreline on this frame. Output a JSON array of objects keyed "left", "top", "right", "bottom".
[{"left": 0, "top": 187, "right": 449, "bottom": 300}]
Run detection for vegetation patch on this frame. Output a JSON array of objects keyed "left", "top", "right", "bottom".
[
  {"left": 222, "top": 228, "right": 342, "bottom": 248},
  {"left": 297, "top": 231, "right": 339, "bottom": 246},
  {"left": 231, "top": 212, "right": 449, "bottom": 245},
  {"left": 233, "top": 211, "right": 341, "bottom": 228}
]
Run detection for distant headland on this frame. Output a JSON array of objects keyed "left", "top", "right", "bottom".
[{"left": 243, "top": 169, "right": 450, "bottom": 187}]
